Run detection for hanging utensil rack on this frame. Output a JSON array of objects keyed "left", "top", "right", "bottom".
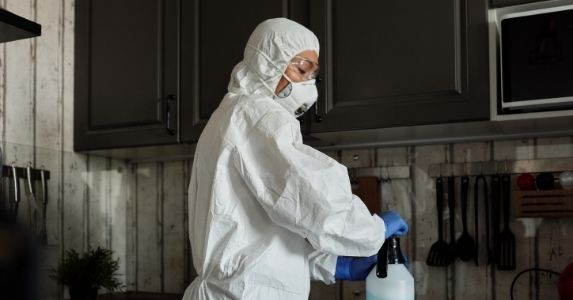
[
  {"left": 429, "top": 157, "right": 573, "bottom": 219},
  {"left": 349, "top": 166, "right": 411, "bottom": 181},
  {"left": 427, "top": 157, "right": 573, "bottom": 178},
  {"left": 1, "top": 165, "right": 50, "bottom": 180}
]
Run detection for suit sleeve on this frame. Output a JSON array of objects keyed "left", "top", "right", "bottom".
[
  {"left": 232, "top": 111, "right": 385, "bottom": 257},
  {"left": 307, "top": 244, "right": 338, "bottom": 284}
]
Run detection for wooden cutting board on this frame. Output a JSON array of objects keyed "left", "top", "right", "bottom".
[
  {"left": 514, "top": 189, "right": 573, "bottom": 217},
  {"left": 351, "top": 176, "right": 380, "bottom": 214}
]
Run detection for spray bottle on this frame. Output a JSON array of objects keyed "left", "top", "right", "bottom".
[{"left": 366, "top": 237, "right": 414, "bottom": 300}]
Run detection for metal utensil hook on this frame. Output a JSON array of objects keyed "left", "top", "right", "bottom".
[
  {"left": 26, "top": 162, "right": 35, "bottom": 192},
  {"left": 10, "top": 163, "right": 19, "bottom": 204},
  {"left": 381, "top": 167, "right": 391, "bottom": 183}
]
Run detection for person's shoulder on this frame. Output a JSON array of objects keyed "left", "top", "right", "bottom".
[{"left": 234, "top": 94, "right": 297, "bottom": 131}]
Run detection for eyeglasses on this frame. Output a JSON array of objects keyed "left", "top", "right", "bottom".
[{"left": 286, "top": 56, "right": 320, "bottom": 81}]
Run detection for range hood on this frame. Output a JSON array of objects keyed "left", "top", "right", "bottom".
[{"left": 0, "top": 8, "right": 41, "bottom": 43}]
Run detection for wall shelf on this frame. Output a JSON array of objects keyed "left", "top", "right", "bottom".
[
  {"left": 0, "top": 8, "right": 41, "bottom": 44},
  {"left": 428, "top": 157, "right": 573, "bottom": 178}
]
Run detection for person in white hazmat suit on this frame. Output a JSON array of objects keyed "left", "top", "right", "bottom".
[{"left": 183, "top": 18, "right": 409, "bottom": 300}]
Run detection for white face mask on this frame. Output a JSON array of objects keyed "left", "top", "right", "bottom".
[{"left": 275, "top": 78, "right": 318, "bottom": 117}]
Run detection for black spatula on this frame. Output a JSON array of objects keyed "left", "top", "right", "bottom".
[
  {"left": 427, "top": 177, "right": 451, "bottom": 266},
  {"left": 457, "top": 176, "right": 476, "bottom": 262},
  {"left": 447, "top": 176, "right": 457, "bottom": 262}
]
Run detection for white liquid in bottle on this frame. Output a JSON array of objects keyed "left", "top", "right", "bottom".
[
  {"left": 366, "top": 238, "right": 415, "bottom": 300},
  {"left": 365, "top": 264, "right": 414, "bottom": 300}
]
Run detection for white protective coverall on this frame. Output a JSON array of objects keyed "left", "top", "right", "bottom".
[{"left": 183, "top": 18, "right": 386, "bottom": 300}]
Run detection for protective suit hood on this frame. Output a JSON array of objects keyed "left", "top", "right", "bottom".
[{"left": 227, "top": 18, "right": 320, "bottom": 98}]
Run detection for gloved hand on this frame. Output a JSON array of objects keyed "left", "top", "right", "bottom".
[
  {"left": 335, "top": 255, "right": 377, "bottom": 281},
  {"left": 379, "top": 211, "right": 409, "bottom": 239}
]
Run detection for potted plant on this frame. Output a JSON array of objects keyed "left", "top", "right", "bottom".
[{"left": 51, "top": 247, "right": 123, "bottom": 300}]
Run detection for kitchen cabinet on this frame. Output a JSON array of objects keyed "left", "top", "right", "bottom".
[
  {"left": 308, "top": 0, "right": 490, "bottom": 133},
  {"left": 75, "top": 0, "right": 498, "bottom": 153},
  {"left": 75, "top": 0, "right": 309, "bottom": 150},
  {"left": 491, "top": 0, "right": 551, "bottom": 7},
  {"left": 75, "top": 0, "right": 180, "bottom": 150},
  {"left": 309, "top": 282, "right": 340, "bottom": 300},
  {"left": 341, "top": 281, "right": 366, "bottom": 300}
]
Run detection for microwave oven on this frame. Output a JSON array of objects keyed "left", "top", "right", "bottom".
[{"left": 492, "top": 1, "right": 573, "bottom": 115}]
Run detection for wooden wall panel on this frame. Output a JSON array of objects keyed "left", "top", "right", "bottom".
[
  {"left": 3, "top": 0, "right": 35, "bottom": 235},
  {"left": 62, "top": 153, "right": 88, "bottom": 252},
  {"left": 62, "top": 0, "right": 75, "bottom": 153},
  {"left": 4, "top": 0, "right": 34, "bottom": 149},
  {"left": 534, "top": 137, "right": 573, "bottom": 300},
  {"left": 493, "top": 139, "right": 536, "bottom": 300},
  {"left": 126, "top": 164, "right": 138, "bottom": 291},
  {"left": 162, "top": 161, "right": 186, "bottom": 293},
  {"left": 35, "top": 0, "right": 62, "bottom": 151},
  {"left": 410, "top": 144, "right": 448, "bottom": 300},
  {"left": 110, "top": 159, "right": 129, "bottom": 290},
  {"left": 135, "top": 163, "right": 162, "bottom": 292},
  {"left": 341, "top": 149, "right": 375, "bottom": 168},
  {"left": 452, "top": 142, "right": 491, "bottom": 300},
  {"left": 87, "top": 157, "right": 111, "bottom": 249}
]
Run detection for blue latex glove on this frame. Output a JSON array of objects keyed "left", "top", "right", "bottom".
[
  {"left": 335, "top": 255, "right": 377, "bottom": 281},
  {"left": 380, "top": 211, "right": 409, "bottom": 239}
]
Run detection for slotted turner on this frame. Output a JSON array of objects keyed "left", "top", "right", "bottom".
[{"left": 427, "top": 177, "right": 451, "bottom": 266}]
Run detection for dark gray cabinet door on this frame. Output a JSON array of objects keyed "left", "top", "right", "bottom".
[
  {"left": 309, "top": 0, "right": 490, "bottom": 133},
  {"left": 180, "top": 0, "right": 310, "bottom": 142},
  {"left": 75, "top": 0, "right": 179, "bottom": 151}
]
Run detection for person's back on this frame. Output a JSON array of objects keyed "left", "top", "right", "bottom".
[{"left": 186, "top": 92, "right": 319, "bottom": 299}]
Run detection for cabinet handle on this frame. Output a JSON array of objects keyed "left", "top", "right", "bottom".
[
  {"left": 313, "top": 104, "right": 323, "bottom": 123},
  {"left": 166, "top": 95, "right": 177, "bottom": 135},
  {"left": 353, "top": 289, "right": 362, "bottom": 296}
]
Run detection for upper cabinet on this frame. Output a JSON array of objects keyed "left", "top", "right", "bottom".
[
  {"left": 75, "top": 0, "right": 493, "bottom": 152},
  {"left": 75, "top": 0, "right": 308, "bottom": 150},
  {"left": 308, "top": 0, "right": 490, "bottom": 133},
  {"left": 75, "top": 0, "right": 180, "bottom": 151}
]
